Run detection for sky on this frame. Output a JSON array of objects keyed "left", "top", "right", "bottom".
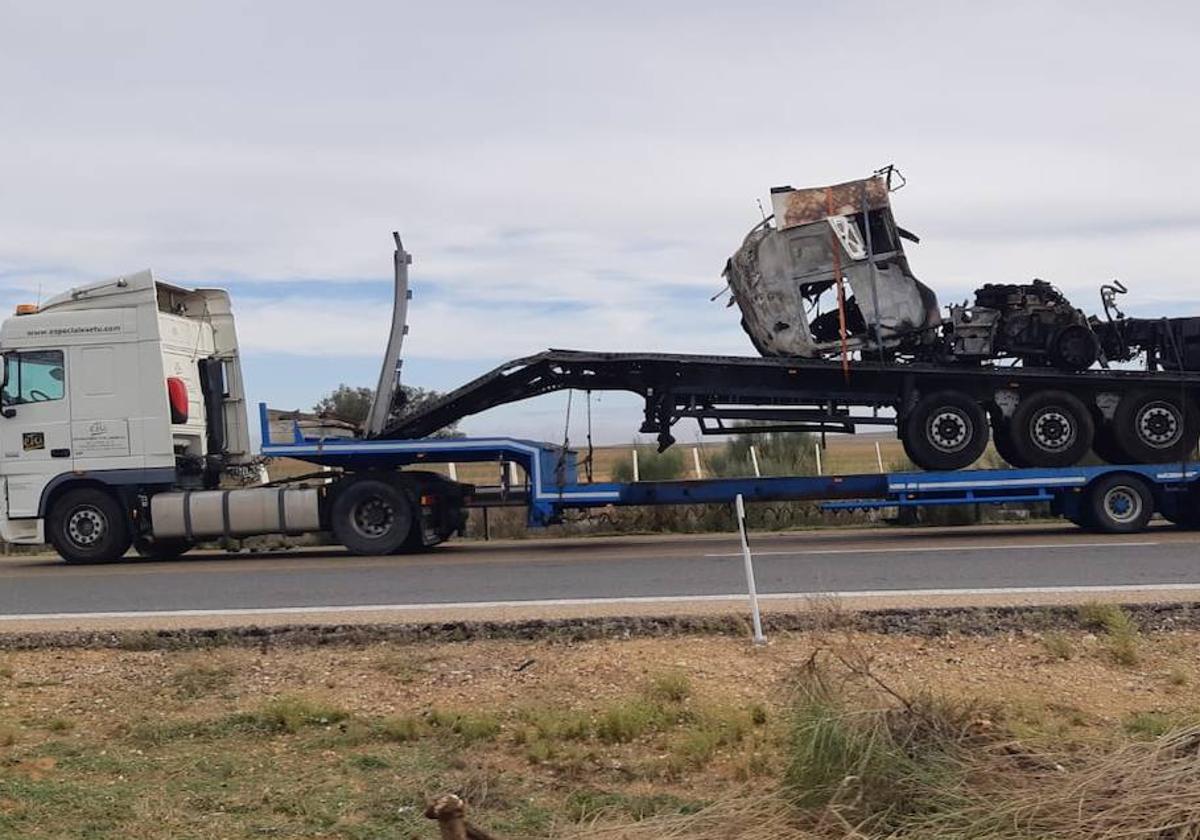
[{"left": 2, "top": 1, "right": 1199, "bottom": 445}]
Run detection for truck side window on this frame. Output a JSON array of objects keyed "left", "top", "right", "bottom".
[{"left": 1, "top": 350, "right": 65, "bottom": 405}]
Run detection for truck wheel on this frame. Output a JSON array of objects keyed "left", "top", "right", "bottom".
[
  {"left": 991, "top": 419, "right": 1030, "bottom": 468},
  {"left": 1160, "top": 489, "right": 1200, "bottom": 529},
  {"left": 133, "top": 536, "right": 193, "bottom": 561},
  {"left": 1112, "top": 391, "right": 1200, "bottom": 463},
  {"left": 1009, "top": 390, "right": 1094, "bottom": 468},
  {"left": 901, "top": 391, "right": 989, "bottom": 471},
  {"left": 330, "top": 478, "right": 415, "bottom": 555},
  {"left": 1086, "top": 473, "right": 1154, "bottom": 533},
  {"left": 47, "top": 487, "right": 132, "bottom": 564},
  {"left": 1091, "top": 424, "right": 1127, "bottom": 464}
]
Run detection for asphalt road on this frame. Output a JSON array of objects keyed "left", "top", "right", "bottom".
[{"left": 1, "top": 523, "right": 1199, "bottom": 618}]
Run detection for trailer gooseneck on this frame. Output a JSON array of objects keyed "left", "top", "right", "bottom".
[{"left": 1, "top": 229, "right": 1198, "bottom": 565}]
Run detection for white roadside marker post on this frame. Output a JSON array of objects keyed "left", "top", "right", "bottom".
[
  {"left": 448, "top": 462, "right": 458, "bottom": 481},
  {"left": 814, "top": 443, "right": 823, "bottom": 476},
  {"left": 693, "top": 446, "right": 703, "bottom": 479},
  {"left": 875, "top": 440, "right": 884, "bottom": 473},
  {"left": 735, "top": 493, "right": 767, "bottom": 645},
  {"left": 749, "top": 445, "right": 761, "bottom": 477},
  {"left": 632, "top": 448, "right": 640, "bottom": 482}
]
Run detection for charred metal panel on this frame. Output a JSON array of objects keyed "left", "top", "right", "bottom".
[{"left": 725, "top": 174, "right": 940, "bottom": 358}]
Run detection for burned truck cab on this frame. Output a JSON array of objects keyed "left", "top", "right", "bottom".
[{"left": 723, "top": 173, "right": 940, "bottom": 359}]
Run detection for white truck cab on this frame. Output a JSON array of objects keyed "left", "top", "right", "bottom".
[
  {"left": 1, "top": 241, "right": 468, "bottom": 564},
  {"left": 0, "top": 271, "right": 252, "bottom": 560}
]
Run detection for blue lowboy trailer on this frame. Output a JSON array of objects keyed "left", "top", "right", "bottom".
[{"left": 260, "top": 403, "right": 1200, "bottom": 539}]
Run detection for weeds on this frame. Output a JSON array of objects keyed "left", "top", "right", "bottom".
[
  {"left": 596, "top": 700, "right": 664, "bottom": 744},
  {"left": 171, "top": 663, "right": 235, "bottom": 699},
  {"left": 1041, "top": 631, "right": 1074, "bottom": 661},
  {"left": 246, "top": 696, "right": 349, "bottom": 734},
  {"left": 648, "top": 671, "right": 692, "bottom": 704},
  {"left": 426, "top": 708, "right": 501, "bottom": 742},
  {"left": 1124, "top": 711, "right": 1175, "bottom": 739},
  {"left": 377, "top": 715, "right": 424, "bottom": 742},
  {"left": 1078, "top": 602, "right": 1141, "bottom": 666}
]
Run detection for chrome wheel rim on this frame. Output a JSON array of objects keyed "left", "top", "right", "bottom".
[
  {"left": 1103, "top": 486, "right": 1143, "bottom": 524},
  {"left": 1136, "top": 401, "right": 1182, "bottom": 449},
  {"left": 66, "top": 505, "right": 107, "bottom": 547},
  {"left": 1031, "top": 408, "right": 1076, "bottom": 453},
  {"left": 927, "top": 408, "right": 972, "bottom": 453}
]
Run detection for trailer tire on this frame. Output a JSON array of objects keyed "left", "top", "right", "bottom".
[
  {"left": 1009, "top": 390, "right": 1094, "bottom": 468},
  {"left": 991, "top": 419, "right": 1030, "bottom": 468},
  {"left": 1112, "top": 391, "right": 1200, "bottom": 464},
  {"left": 133, "top": 536, "right": 193, "bottom": 561},
  {"left": 47, "top": 487, "right": 132, "bottom": 564},
  {"left": 330, "top": 477, "right": 415, "bottom": 555},
  {"left": 901, "top": 391, "right": 989, "bottom": 471},
  {"left": 1091, "top": 424, "right": 1127, "bottom": 464},
  {"left": 1086, "top": 473, "right": 1154, "bottom": 533}
]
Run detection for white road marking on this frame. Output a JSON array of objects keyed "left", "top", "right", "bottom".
[
  {"left": 3, "top": 580, "right": 1200, "bottom": 622},
  {"left": 703, "top": 541, "right": 1160, "bottom": 558}
]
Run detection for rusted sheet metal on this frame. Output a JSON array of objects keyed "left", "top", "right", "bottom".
[{"left": 770, "top": 176, "right": 890, "bottom": 229}]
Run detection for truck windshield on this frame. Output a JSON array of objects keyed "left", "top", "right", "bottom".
[{"left": 2, "top": 350, "right": 65, "bottom": 405}]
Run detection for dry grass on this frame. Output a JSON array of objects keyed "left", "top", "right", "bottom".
[{"left": 3, "top": 630, "right": 1200, "bottom": 839}]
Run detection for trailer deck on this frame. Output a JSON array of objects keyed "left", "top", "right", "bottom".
[{"left": 261, "top": 405, "right": 1200, "bottom": 532}]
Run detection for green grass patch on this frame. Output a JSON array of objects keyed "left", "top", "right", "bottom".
[
  {"left": 1041, "top": 631, "right": 1074, "bottom": 661},
  {"left": 566, "top": 788, "right": 705, "bottom": 821},
  {"left": 647, "top": 670, "right": 692, "bottom": 704},
  {"left": 426, "top": 708, "right": 501, "bottom": 742},
  {"left": 171, "top": 663, "right": 236, "bottom": 699}
]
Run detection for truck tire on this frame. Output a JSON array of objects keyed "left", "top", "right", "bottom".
[
  {"left": 1086, "top": 473, "right": 1154, "bottom": 533},
  {"left": 1112, "top": 391, "right": 1200, "bottom": 464},
  {"left": 1009, "top": 390, "right": 1094, "bottom": 468},
  {"left": 901, "top": 391, "right": 989, "bottom": 471},
  {"left": 1091, "top": 424, "right": 1127, "bottom": 464},
  {"left": 47, "top": 487, "right": 132, "bottom": 564},
  {"left": 991, "top": 419, "right": 1031, "bottom": 468},
  {"left": 133, "top": 536, "right": 193, "bottom": 561},
  {"left": 330, "top": 477, "right": 415, "bottom": 555}
]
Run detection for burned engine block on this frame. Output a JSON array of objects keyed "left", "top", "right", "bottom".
[{"left": 949, "top": 279, "right": 1099, "bottom": 370}]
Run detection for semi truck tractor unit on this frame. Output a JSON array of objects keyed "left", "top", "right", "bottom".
[{"left": 0, "top": 271, "right": 467, "bottom": 564}]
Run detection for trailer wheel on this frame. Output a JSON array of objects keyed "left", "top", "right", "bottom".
[
  {"left": 901, "top": 391, "right": 989, "bottom": 471},
  {"left": 991, "top": 419, "right": 1030, "bottom": 468},
  {"left": 47, "top": 487, "right": 132, "bottom": 564},
  {"left": 1009, "top": 390, "right": 1094, "bottom": 468},
  {"left": 1086, "top": 473, "right": 1154, "bottom": 533},
  {"left": 330, "top": 477, "right": 415, "bottom": 555},
  {"left": 1091, "top": 424, "right": 1127, "bottom": 464},
  {"left": 1112, "top": 391, "right": 1200, "bottom": 464},
  {"left": 1160, "top": 489, "right": 1200, "bottom": 529}
]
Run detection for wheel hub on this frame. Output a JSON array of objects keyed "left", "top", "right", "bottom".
[
  {"left": 1103, "top": 486, "right": 1142, "bottom": 524},
  {"left": 352, "top": 497, "right": 395, "bottom": 538},
  {"left": 928, "top": 409, "right": 971, "bottom": 453},
  {"left": 1032, "top": 409, "right": 1075, "bottom": 452},
  {"left": 1137, "top": 402, "right": 1181, "bottom": 448},
  {"left": 66, "top": 506, "right": 106, "bottom": 547}
]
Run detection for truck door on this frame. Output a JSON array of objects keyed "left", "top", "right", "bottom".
[{"left": 1, "top": 349, "right": 72, "bottom": 517}]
